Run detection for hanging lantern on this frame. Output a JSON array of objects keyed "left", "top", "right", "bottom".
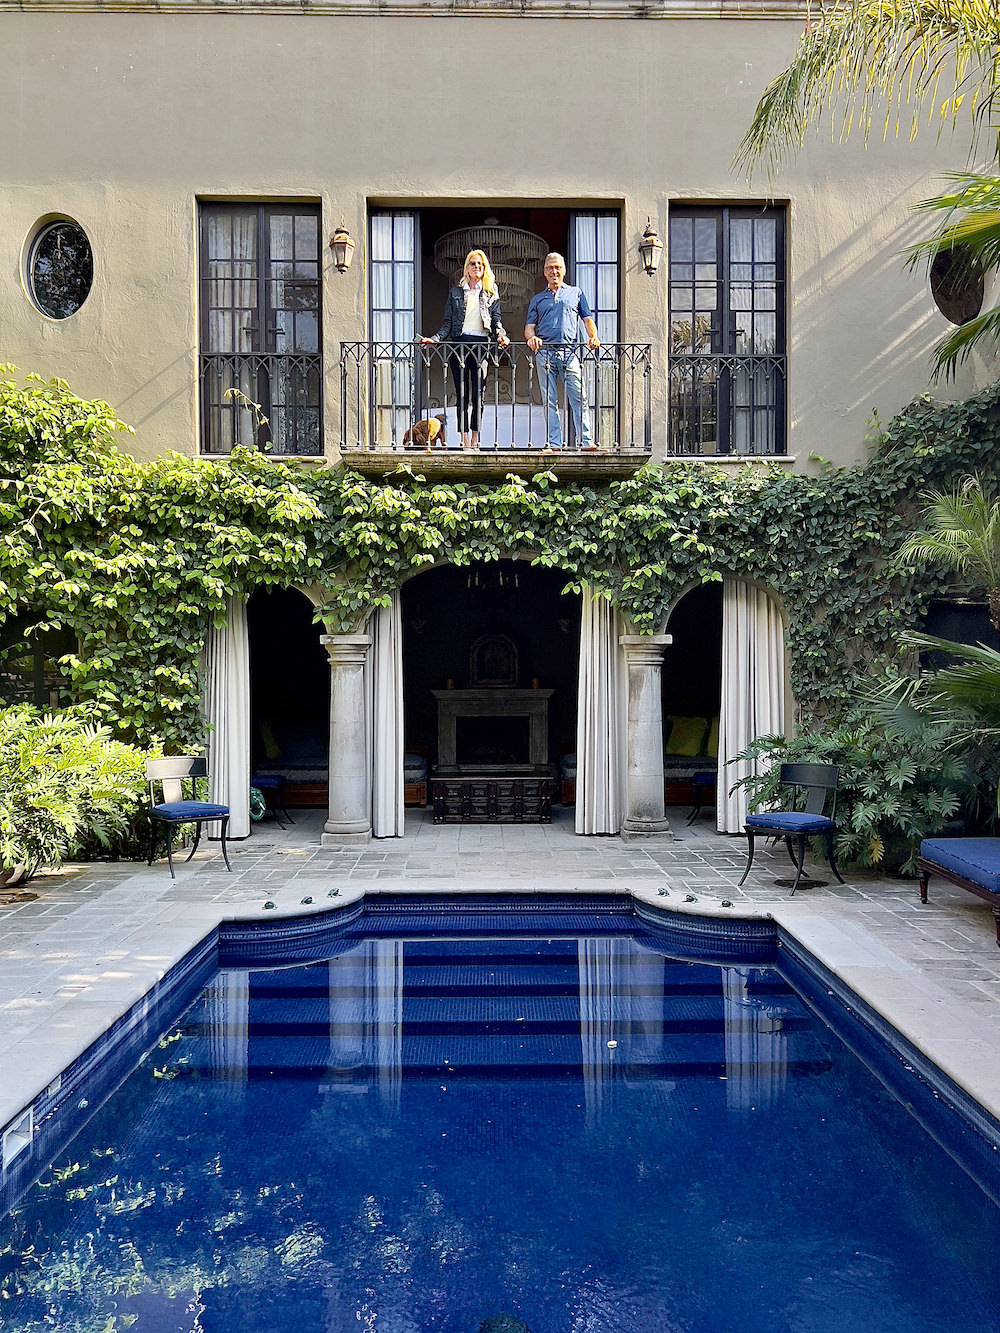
[{"left": 638, "top": 219, "right": 663, "bottom": 276}]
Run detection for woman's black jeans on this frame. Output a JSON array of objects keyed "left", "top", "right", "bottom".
[{"left": 449, "top": 334, "right": 489, "bottom": 433}]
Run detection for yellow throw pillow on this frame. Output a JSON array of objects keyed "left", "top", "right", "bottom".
[
  {"left": 665, "top": 715, "right": 708, "bottom": 757},
  {"left": 705, "top": 716, "right": 720, "bottom": 758}
]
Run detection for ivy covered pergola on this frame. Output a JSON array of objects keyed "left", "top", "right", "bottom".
[{"left": 3, "top": 370, "right": 1000, "bottom": 754}]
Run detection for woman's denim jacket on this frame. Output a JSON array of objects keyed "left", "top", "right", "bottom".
[{"left": 433, "top": 284, "right": 507, "bottom": 343}]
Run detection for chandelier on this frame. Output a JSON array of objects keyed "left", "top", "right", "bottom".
[{"left": 433, "top": 222, "right": 549, "bottom": 308}]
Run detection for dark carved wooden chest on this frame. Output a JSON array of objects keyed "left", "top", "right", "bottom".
[{"left": 431, "top": 776, "right": 553, "bottom": 824}]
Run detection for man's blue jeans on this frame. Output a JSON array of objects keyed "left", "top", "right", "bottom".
[{"left": 535, "top": 347, "right": 592, "bottom": 449}]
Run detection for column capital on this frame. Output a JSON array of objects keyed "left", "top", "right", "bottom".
[
  {"left": 619, "top": 634, "right": 672, "bottom": 664},
  {"left": 321, "top": 633, "right": 372, "bottom": 666}
]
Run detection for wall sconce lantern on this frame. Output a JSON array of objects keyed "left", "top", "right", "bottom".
[
  {"left": 329, "top": 223, "right": 356, "bottom": 274},
  {"left": 638, "top": 219, "right": 663, "bottom": 276}
]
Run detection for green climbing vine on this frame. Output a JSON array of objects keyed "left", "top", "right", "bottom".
[{"left": 3, "top": 367, "right": 1000, "bottom": 749}]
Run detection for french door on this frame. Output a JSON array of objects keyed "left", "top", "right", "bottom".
[
  {"left": 370, "top": 210, "right": 420, "bottom": 447},
  {"left": 199, "top": 203, "right": 322, "bottom": 456}
]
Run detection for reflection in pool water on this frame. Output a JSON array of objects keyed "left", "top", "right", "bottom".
[{"left": 2, "top": 917, "right": 999, "bottom": 1332}]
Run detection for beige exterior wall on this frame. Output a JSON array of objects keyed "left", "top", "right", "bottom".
[{"left": 0, "top": 9, "right": 991, "bottom": 466}]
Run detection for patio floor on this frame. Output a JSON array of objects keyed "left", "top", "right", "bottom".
[{"left": 2, "top": 805, "right": 1000, "bottom": 1141}]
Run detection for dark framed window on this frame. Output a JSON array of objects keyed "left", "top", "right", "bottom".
[
  {"left": 27, "top": 219, "right": 93, "bottom": 319},
  {"left": 199, "top": 203, "right": 322, "bottom": 456},
  {"left": 669, "top": 205, "right": 786, "bottom": 455}
]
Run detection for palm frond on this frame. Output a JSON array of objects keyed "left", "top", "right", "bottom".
[
  {"left": 905, "top": 172, "right": 1000, "bottom": 274},
  {"left": 737, "top": 0, "right": 1000, "bottom": 176},
  {"left": 930, "top": 304, "right": 1000, "bottom": 377},
  {"left": 902, "top": 631, "right": 1000, "bottom": 727},
  {"left": 899, "top": 478, "right": 1000, "bottom": 585}
]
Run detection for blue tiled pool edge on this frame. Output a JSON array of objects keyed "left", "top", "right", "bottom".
[{"left": 779, "top": 930, "right": 1000, "bottom": 1207}]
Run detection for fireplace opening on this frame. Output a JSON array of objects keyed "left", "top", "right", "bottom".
[{"left": 456, "top": 715, "right": 531, "bottom": 767}]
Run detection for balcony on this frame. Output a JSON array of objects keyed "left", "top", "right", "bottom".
[
  {"left": 668, "top": 353, "right": 786, "bottom": 457},
  {"left": 339, "top": 341, "right": 652, "bottom": 479}
]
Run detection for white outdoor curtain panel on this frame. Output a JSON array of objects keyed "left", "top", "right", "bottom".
[
  {"left": 370, "top": 591, "right": 405, "bottom": 838},
  {"left": 575, "top": 588, "right": 628, "bottom": 835},
  {"left": 204, "top": 595, "right": 251, "bottom": 839},
  {"left": 718, "top": 580, "right": 786, "bottom": 833}
]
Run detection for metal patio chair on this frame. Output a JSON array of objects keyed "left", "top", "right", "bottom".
[
  {"left": 146, "top": 756, "right": 232, "bottom": 879},
  {"left": 738, "top": 762, "right": 844, "bottom": 896}
]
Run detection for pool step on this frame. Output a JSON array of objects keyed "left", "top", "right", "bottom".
[{"left": 172, "top": 941, "right": 828, "bottom": 1079}]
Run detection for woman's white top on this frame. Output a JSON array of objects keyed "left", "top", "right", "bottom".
[{"left": 461, "top": 281, "right": 488, "bottom": 336}]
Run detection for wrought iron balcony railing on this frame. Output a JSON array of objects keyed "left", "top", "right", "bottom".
[
  {"left": 668, "top": 353, "right": 786, "bottom": 456},
  {"left": 200, "top": 353, "right": 323, "bottom": 457},
  {"left": 340, "top": 341, "right": 652, "bottom": 454}
]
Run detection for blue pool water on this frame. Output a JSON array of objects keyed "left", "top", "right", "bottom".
[{"left": 2, "top": 901, "right": 1000, "bottom": 1332}]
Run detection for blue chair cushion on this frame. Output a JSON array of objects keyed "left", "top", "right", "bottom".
[
  {"left": 745, "top": 811, "right": 833, "bottom": 834},
  {"left": 152, "top": 801, "right": 230, "bottom": 821},
  {"left": 250, "top": 774, "right": 284, "bottom": 789},
  {"left": 692, "top": 771, "right": 717, "bottom": 787},
  {"left": 920, "top": 838, "right": 1000, "bottom": 894}
]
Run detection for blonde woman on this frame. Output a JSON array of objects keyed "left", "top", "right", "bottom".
[{"left": 422, "top": 250, "right": 510, "bottom": 449}]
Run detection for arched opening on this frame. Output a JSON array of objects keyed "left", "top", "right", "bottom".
[
  {"left": 664, "top": 579, "right": 787, "bottom": 833},
  {"left": 662, "top": 582, "right": 723, "bottom": 812},
  {"left": 400, "top": 559, "right": 581, "bottom": 823},
  {"left": 248, "top": 587, "right": 330, "bottom": 809}
]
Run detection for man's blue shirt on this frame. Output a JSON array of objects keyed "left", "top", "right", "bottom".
[{"left": 525, "top": 284, "right": 593, "bottom": 344}]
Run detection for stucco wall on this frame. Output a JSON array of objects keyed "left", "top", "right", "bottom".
[{"left": 0, "top": 11, "right": 990, "bottom": 465}]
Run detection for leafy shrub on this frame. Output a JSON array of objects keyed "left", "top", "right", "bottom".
[
  {"left": 0, "top": 705, "right": 153, "bottom": 878},
  {"left": 732, "top": 710, "right": 976, "bottom": 875}
]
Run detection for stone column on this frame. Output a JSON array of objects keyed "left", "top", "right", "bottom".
[
  {"left": 321, "top": 633, "right": 372, "bottom": 845},
  {"left": 619, "top": 634, "right": 673, "bottom": 841}
]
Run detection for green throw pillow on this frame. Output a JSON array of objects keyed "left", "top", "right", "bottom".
[
  {"left": 665, "top": 715, "right": 708, "bottom": 757},
  {"left": 259, "top": 718, "right": 281, "bottom": 760}
]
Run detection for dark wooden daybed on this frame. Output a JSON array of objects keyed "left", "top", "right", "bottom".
[{"left": 918, "top": 838, "right": 1000, "bottom": 947}]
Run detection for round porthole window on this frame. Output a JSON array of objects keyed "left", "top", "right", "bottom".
[
  {"left": 930, "top": 245, "right": 985, "bottom": 326},
  {"left": 27, "top": 218, "right": 94, "bottom": 319}
]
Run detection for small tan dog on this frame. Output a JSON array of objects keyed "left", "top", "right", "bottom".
[{"left": 403, "top": 414, "right": 447, "bottom": 450}]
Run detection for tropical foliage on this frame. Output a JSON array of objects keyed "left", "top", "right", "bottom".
[
  {"left": 899, "top": 475, "right": 1000, "bottom": 628},
  {"left": 733, "top": 706, "right": 973, "bottom": 874},
  {"left": 737, "top": 0, "right": 1000, "bottom": 375},
  {"left": 0, "top": 705, "right": 153, "bottom": 877}
]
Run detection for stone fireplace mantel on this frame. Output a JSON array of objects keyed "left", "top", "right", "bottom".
[{"left": 432, "top": 688, "right": 553, "bottom": 772}]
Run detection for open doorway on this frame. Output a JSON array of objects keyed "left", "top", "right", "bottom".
[
  {"left": 662, "top": 583, "right": 723, "bottom": 810},
  {"left": 369, "top": 205, "right": 621, "bottom": 449},
  {"left": 248, "top": 588, "right": 329, "bottom": 807},
  {"left": 400, "top": 559, "right": 581, "bottom": 819}
]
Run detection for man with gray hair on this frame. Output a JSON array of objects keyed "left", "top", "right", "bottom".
[{"left": 524, "top": 252, "right": 600, "bottom": 451}]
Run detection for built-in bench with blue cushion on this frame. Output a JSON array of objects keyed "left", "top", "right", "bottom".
[{"left": 918, "top": 838, "right": 1000, "bottom": 947}]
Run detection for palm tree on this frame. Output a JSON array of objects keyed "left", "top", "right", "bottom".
[
  {"left": 736, "top": 0, "right": 1000, "bottom": 375},
  {"left": 900, "top": 477, "right": 1000, "bottom": 629}
]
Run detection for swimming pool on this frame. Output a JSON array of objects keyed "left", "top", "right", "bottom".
[{"left": 2, "top": 894, "right": 999, "bottom": 1332}]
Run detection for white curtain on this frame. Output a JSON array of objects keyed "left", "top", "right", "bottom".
[
  {"left": 578, "top": 936, "right": 626, "bottom": 1124},
  {"left": 205, "top": 970, "right": 250, "bottom": 1084},
  {"left": 370, "top": 591, "right": 405, "bottom": 838},
  {"left": 718, "top": 580, "right": 786, "bottom": 832},
  {"left": 204, "top": 595, "right": 251, "bottom": 838},
  {"left": 722, "top": 966, "right": 788, "bottom": 1113},
  {"left": 575, "top": 588, "right": 628, "bottom": 835}
]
